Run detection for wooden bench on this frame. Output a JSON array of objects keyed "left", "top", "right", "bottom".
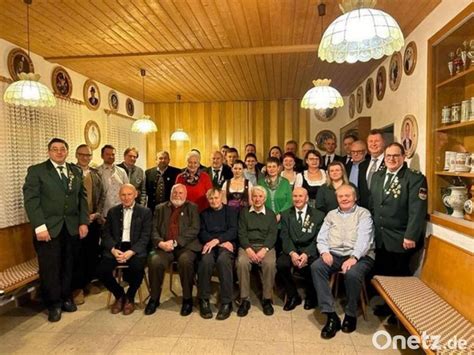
[
  {"left": 0, "top": 224, "right": 39, "bottom": 303},
  {"left": 372, "top": 235, "right": 473, "bottom": 354}
]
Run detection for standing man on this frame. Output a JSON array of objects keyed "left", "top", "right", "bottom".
[
  {"left": 347, "top": 140, "right": 368, "bottom": 188},
  {"left": 97, "top": 184, "right": 151, "bottom": 316},
  {"left": 226, "top": 147, "right": 239, "bottom": 167},
  {"left": 369, "top": 143, "right": 427, "bottom": 317},
  {"left": 301, "top": 141, "right": 316, "bottom": 160},
  {"left": 245, "top": 143, "right": 264, "bottom": 171},
  {"left": 145, "top": 151, "right": 181, "bottom": 213},
  {"left": 97, "top": 145, "right": 129, "bottom": 218},
  {"left": 23, "top": 138, "right": 89, "bottom": 322},
  {"left": 118, "top": 147, "right": 146, "bottom": 205},
  {"left": 205, "top": 151, "right": 233, "bottom": 188},
  {"left": 72, "top": 144, "right": 104, "bottom": 304},
  {"left": 277, "top": 187, "right": 324, "bottom": 311},
  {"left": 341, "top": 134, "right": 357, "bottom": 168},
  {"left": 321, "top": 137, "right": 343, "bottom": 170},
  {"left": 285, "top": 140, "right": 304, "bottom": 172}
]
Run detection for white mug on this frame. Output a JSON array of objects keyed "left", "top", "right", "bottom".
[{"left": 455, "top": 152, "right": 470, "bottom": 172}]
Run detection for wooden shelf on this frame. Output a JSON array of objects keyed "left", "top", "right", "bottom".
[
  {"left": 435, "top": 120, "right": 474, "bottom": 132},
  {"left": 435, "top": 171, "right": 474, "bottom": 178},
  {"left": 430, "top": 212, "right": 474, "bottom": 237},
  {"left": 436, "top": 66, "right": 474, "bottom": 88}
]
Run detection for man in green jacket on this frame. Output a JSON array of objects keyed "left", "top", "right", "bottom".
[{"left": 23, "top": 138, "right": 89, "bottom": 322}]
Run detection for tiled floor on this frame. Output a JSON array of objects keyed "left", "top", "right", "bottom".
[{"left": 0, "top": 275, "right": 422, "bottom": 354}]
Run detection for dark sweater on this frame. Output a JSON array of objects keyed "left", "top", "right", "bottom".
[
  {"left": 199, "top": 205, "right": 238, "bottom": 246},
  {"left": 238, "top": 207, "right": 277, "bottom": 250}
]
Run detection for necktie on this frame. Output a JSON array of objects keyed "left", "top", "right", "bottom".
[
  {"left": 384, "top": 173, "right": 394, "bottom": 191},
  {"left": 213, "top": 169, "right": 220, "bottom": 186},
  {"left": 297, "top": 210, "right": 303, "bottom": 225},
  {"left": 367, "top": 158, "right": 378, "bottom": 188},
  {"left": 326, "top": 156, "right": 331, "bottom": 167},
  {"left": 57, "top": 166, "right": 68, "bottom": 190},
  {"left": 155, "top": 170, "right": 165, "bottom": 204}
]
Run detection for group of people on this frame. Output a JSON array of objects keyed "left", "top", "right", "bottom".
[{"left": 23, "top": 130, "right": 428, "bottom": 341}]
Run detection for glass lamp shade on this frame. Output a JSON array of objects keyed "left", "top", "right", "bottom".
[
  {"left": 300, "top": 79, "right": 344, "bottom": 109},
  {"left": 170, "top": 128, "right": 189, "bottom": 141},
  {"left": 318, "top": 8, "right": 404, "bottom": 63},
  {"left": 3, "top": 72, "right": 56, "bottom": 107},
  {"left": 131, "top": 115, "right": 158, "bottom": 133}
]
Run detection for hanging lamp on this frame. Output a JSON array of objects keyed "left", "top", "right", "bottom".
[
  {"left": 301, "top": 79, "right": 344, "bottom": 109},
  {"left": 3, "top": 0, "right": 56, "bottom": 107},
  {"left": 318, "top": 0, "right": 404, "bottom": 64},
  {"left": 170, "top": 94, "right": 189, "bottom": 141},
  {"left": 131, "top": 69, "right": 158, "bottom": 133}
]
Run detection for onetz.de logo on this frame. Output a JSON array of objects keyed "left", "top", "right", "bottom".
[{"left": 372, "top": 330, "right": 469, "bottom": 351}]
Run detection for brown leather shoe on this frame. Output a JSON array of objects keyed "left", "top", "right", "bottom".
[
  {"left": 111, "top": 297, "right": 124, "bottom": 314},
  {"left": 123, "top": 299, "right": 135, "bottom": 315}
]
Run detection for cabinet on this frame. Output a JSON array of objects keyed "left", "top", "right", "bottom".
[{"left": 427, "top": 4, "right": 474, "bottom": 237}]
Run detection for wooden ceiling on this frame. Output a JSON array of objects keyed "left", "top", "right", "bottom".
[{"left": 0, "top": 0, "right": 440, "bottom": 103}]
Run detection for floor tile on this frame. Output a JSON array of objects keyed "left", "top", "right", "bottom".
[
  {"left": 0, "top": 330, "right": 70, "bottom": 354},
  {"left": 181, "top": 312, "right": 240, "bottom": 339},
  {"left": 294, "top": 342, "right": 356, "bottom": 354},
  {"left": 75, "top": 308, "right": 143, "bottom": 334},
  {"left": 128, "top": 310, "right": 190, "bottom": 337},
  {"left": 51, "top": 333, "right": 122, "bottom": 354},
  {"left": 237, "top": 312, "right": 293, "bottom": 342},
  {"left": 110, "top": 335, "right": 178, "bottom": 354},
  {"left": 232, "top": 340, "right": 294, "bottom": 354},
  {"left": 170, "top": 338, "right": 234, "bottom": 354}
]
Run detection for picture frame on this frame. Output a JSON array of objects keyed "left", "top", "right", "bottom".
[
  {"left": 349, "top": 94, "right": 355, "bottom": 119},
  {"left": 108, "top": 90, "right": 119, "bottom": 111},
  {"left": 389, "top": 51, "right": 403, "bottom": 91},
  {"left": 400, "top": 114, "right": 418, "bottom": 159},
  {"left": 314, "top": 107, "right": 337, "bottom": 122},
  {"left": 7, "top": 48, "right": 34, "bottom": 81},
  {"left": 376, "top": 66, "right": 386, "bottom": 101},
  {"left": 51, "top": 66, "right": 72, "bottom": 98},
  {"left": 403, "top": 41, "right": 417, "bottom": 76},
  {"left": 84, "top": 120, "right": 101, "bottom": 151},
  {"left": 126, "top": 98, "right": 134, "bottom": 116},
  {"left": 356, "top": 86, "right": 364, "bottom": 114},
  {"left": 315, "top": 130, "right": 337, "bottom": 151},
  {"left": 83, "top": 79, "right": 100, "bottom": 110},
  {"left": 365, "top": 77, "right": 374, "bottom": 109}
]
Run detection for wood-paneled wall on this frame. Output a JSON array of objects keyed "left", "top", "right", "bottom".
[{"left": 145, "top": 100, "right": 311, "bottom": 168}]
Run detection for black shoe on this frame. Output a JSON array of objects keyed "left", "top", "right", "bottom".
[
  {"left": 341, "top": 314, "right": 357, "bottom": 333},
  {"left": 180, "top": 299, "right": 193, "bottom": 316},
  {"left": 199, "top": 299, "right": 213, "bottom": 319},
  {"left": 61, "top": 299, "right": 77, "bottom": 312},
  {"left": 237, "top": 299, "right": 251, "bottom": 317},
  {"left": 262, "top": 299, "right": 274, "bottom": 316},
  {"left": 303, "top": 297, "right": 317, "bottom": 310},
  {"left": 48, "top": 307, "right": 62, "bottom": 322},
  {"left": 216, "top": 303, "right": 232, "bottom": 320},
  {"left": 283, "top": 295, "right": 302, "bottom": 311},
  {"left": 374, "top": 303, "right": 392, "bottom": 317},
  {"left": 321, "top": 313, "right": 341, "bottom": 339},
  {"left": 144, "top": 299, "right": 159, "bottom": 315}
]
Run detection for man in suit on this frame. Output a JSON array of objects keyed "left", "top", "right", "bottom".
[
  {"left": 276, "top": 187, "right": 325, "bottom": 311},
  {"left": 118, "top": 147, "right": 146, "bottom": 205},
  {"left": 346, "top": 140, "right": 369, "bottom": 188},
  {"left": 321, "top": 137, "right": 343, "bottom": 170},
  {"left": 146, "top": 184, "right": 201, "bottom": 316},
  {"left": 369, "top": 143, "right": 427, "bottom": 317},
  {"left": 285, "top": 140, "right": 304, "bottom": 172},
  {"left": 23, "top": 138, "right": 89, "bottom": 322},
  {"left": 205, "top": 151, "right": 233, "bottom": 188},
  {"left": 341, "top": 134, "right": 357, "bottom": 169},
  {"left": 226, "top": 147, "right": 239, "bottom": 168},
  {"left": 245, "top": 143, "right": 264, "bottom": 171},
  {"left": 145, "top": 151, "right": 181, "bottom": 213},
  {"left": 97, "top": 184, "right": 151, "bottom": 315}
]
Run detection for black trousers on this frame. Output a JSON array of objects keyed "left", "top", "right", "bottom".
[
  {"left": 33, "top": 225, "right": 77, "bottom": 308},
  {"left": 97, "top": 256, "right": 147, "bottom": 302},
  {"left": 276, "top": 253, "right": 317, "bottom": 300},
  {"left": 148, "top": 248, "right": 197, "bottom": 301},
  {"left": 72, "top": 221, "right": 102, "bottom": 290},
  {"left": 197, "top": 248, "right": 234, "bottom": 304},
  {"left": 374, "top": 247, "right": 414, "bottom": 277}
]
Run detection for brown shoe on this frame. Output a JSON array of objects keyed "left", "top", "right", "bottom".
[
  {"left": 123, "top": 299, "right": 135, "bottom": 315},
  {"left": 111, "top": 297, "right": 124, "bottom": 314},
  {"left": 73, "top": 289, "right": 85, "bottom": 305},
  {"left": 86, "top": 282, "right": 102, "bottom": 295}
]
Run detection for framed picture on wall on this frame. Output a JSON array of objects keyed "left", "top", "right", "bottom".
[
  {"left": 400, "top": 114, "right": 418, "bottom": 158},
  {"left": 376, "top": 66, "right": 386, "bottom": 101},
  {"left": 403, "top": 41, "right": 417, "bottom": 75},
  {"left": 365, "top": 77, "right": 374, "bottom": 108},
  {"left": 389, "top": 51, "right": 403, "bottom": 91},
  {"left": 84, "top": 120, "right": 101, "bottom": 150},
  {"left": 314, "top": 107, "right": 337, "bottom": 122},
  {"left": 108, "top": 90, "right": 119, "bottom": 111},
  {"left": 7, "top": 48, "right": 34, "bottom": 81},
  {"left": 51, "top": 66, "right": 72, "bottom": 98},
  {"left": 83, "top": 79, "right": 100, "bottom": 110},
  {"left": 356, "top": 86, "right": 364, "bottom": 114},
  {"left": 126, "top": 98, "right": 134, "bottom": 116},
  {"left": 349, "top": 94, "right": 355, "bottom": 118},
  {"left": 315, "top": 130, "right": 337, "bottom": 151}
]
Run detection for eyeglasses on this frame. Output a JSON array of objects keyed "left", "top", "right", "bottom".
[
  {"left": 77, "top": 153, "right": 92, "bottom": 157},
  {"left": 351, "top": 150, "right": 365, "bottom": 155},
  {"left": 386, "top": 154, "right": 402, "bottom": 159},
  {"left": 307, "top": 157, "right": 319, "bottom": 161}
]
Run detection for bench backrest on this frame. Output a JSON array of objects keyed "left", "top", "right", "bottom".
[
  {"left": 420, "top": 235, "right": 474, "bottom": 323},
  {"left": 0, "top": 223, "right": 35, "bottom": 272}
]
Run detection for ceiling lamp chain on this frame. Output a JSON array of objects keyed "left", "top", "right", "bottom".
[
  {"left": 170, "top": 94, "right": 189, "bottom": 141},
  {"left": 131, "top": 68, "right": 158, "bottom": 133}
]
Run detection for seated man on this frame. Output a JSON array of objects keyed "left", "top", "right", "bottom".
[
  {"left": 146, "top": 184, "right": 201, "bottom": 316},
  {"left": 97, "top": 184, "right": 152, "bottom": 315},
  {"left": 311, "top": 184, "right": 374, "bottom": 339},
  {"left": 198, "top": 188, "right": 238, "bottom": 320},
  {"left": 236, "top": 186, "right": 277, "bottom": 317},
  {"left": 277, "top": 187, "right": 324, "bottom": 311}
]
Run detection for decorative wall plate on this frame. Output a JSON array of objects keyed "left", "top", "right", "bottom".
[
  {"left": 126, "top": 98, "right": 134, "bottom": 116},
  {"left": 84, "top": 120, "right": 101, "bottom": 150},
  {"left": 403, "top": 41, "right": 417, "bottom": 76},
  {"left": 400, "top": 114, "right": 418, "bottom": 159},
  {"left": 7, "top": 48, "right": 34, "bottom": 81},
  {"left": 349, "top": 94, "right": 355, "bottom": 118},
  {"left": 315, "top": 130, "right": 337, "bottom": 151},
  {"left": 376, "top": 66, "right": 386, "bottom": 101},
  {"left": 83, "top": 79, "right": 100, "bottom": 110},
  {"left": 108, "top": 90, "right": 119, "bottom": 111},
  {"left": 356, "top": 86, "right": 364, "bottom": 114},
  {"left": 365, "top": 77, "right": 374, "bottom": 109},
  {"left": 51, "top": 66, "right": 72, "bottom": 98},
  {"left": 389, "top": 51, "right": 403, "bottom": 91},
  {"left": 314, "top": 107, "right": 337, "bottom": 122}
]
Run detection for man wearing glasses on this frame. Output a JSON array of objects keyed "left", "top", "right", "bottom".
[{"left": 347, "top": 140, "right": 369, "bottom": 187}]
